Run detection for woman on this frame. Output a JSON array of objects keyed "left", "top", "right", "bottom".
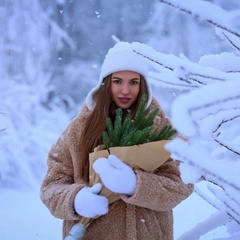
[{"left": 40, "top": 42, "right": 194, "bottom": 240}]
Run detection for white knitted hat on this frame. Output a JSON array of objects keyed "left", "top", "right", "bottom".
[{"left": 86, "top": 42, "right": 152, "bottom": 110}]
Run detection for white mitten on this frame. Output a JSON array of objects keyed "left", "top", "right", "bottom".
[
  {"left": 93, "top": 155, "right": 137, "bottom": 196},
  {"left": 74, "top": 183, "right": 108, "bottom": 218}
]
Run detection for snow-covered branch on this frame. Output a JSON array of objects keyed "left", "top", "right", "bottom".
[
  {"left": 158, "top": 0, "right": 240, "bottom": 39},
  {"left": 213, "top": 113, "right": 240, "bottom": 156},
  {"left": 178, "top": 211, "right": 230, "bottom": 240},
  {"left": 164, "top": 68, "right": 240, "bottom": 237},
  {"left": 131, "top": 42, "right": 240, "bottom": 91},
  {"left": 152, "top": 1, "right": 240, "bottom": 238},
  {"left": 166, "top": 138, "right": 240, "bottom": 227}
]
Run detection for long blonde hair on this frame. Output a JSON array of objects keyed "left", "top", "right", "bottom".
[{"left": 79, "top": 74, "right": 149, "bottom": 182}]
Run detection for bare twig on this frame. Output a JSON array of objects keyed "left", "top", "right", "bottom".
[
  {"left": 158, "top": 0, "right": 240, "bottom": 38},
  {"left": 214, "top": 138, "right": 240, "bottom": 156},
  {"left": 213, "top": 115, "right": 240, "bottom": 156},
  {"left": 222, "top": 31, "right": 240, "bottom": 51}
]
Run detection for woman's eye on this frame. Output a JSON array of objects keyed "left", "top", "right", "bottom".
[
  {"left": 130, "top": 80, "right": 139, "bottom": 85},
  {"left": 112, "top": 79, "right": 122, "bottom": 84}
]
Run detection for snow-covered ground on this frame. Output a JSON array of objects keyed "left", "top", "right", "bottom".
[
  {"left": 0, "top": 188, "right": 62, "bottom": 240},
  {"left": 0, "top": 185, "right": 228, "bottom": 240}
]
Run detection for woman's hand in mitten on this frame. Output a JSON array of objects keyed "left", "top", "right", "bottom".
[
  {"left": 93, "top": 155, "right": 137, "bottom": 196},
  {"left": 74, "top": 183, "right": 108, "bottom": 218}
]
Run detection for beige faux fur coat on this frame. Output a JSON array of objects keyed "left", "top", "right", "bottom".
[{"left": 40, "top": 98, "right": 194, "bottom": 240}]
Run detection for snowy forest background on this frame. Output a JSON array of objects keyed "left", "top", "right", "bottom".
[{"left": 1, "top": 0, "right": 240, "bottom": 239}]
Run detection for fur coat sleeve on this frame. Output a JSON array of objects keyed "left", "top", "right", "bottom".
[{"left": 40, "top": 104, "right": 91, "bottom": 220}]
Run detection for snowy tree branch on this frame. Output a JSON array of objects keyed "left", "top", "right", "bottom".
[
  {"left": 156, "top": 0, "right": 240, "bottom": 238},
  {"left": 178, "top": 211, "right": 230, "bottom": 240},
  {"left": 207, "top": 184, "right": 240, "bottom": 224},
  {"left": 158, "top": 0, "right": 240, "bottom": 38},
  {"left": 131, "top": 42, "right": 233, "bottom": 90},
  {"left": 177, "top": 151, "right": 240, "bottom": 224},
  {"left": 214, "top": 121, "right": 240, "bottom": 156}
]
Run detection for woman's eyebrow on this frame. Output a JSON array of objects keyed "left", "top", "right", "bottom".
[
  {"left": 112, "top": 77, "right": 140, "bottom": 81},
  {"left": 130, "top": 78, "right": 140, "bottom": 81}
]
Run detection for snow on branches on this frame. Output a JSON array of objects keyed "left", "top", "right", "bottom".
[
  {"left": 158, "top": 0, "right": 240, "bottom": 39},
  {"left": 132, "top": 0, "right": 240, "bottom": 238},
  {"left": 158, "top": 0, "right": 240, "bottom": 54}
]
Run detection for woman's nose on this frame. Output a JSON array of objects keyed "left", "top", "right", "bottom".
[{"left": 121, "top": 83, "right": 130, "bottom": 94}]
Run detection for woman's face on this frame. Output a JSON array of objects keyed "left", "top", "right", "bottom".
[{"left": 111, "top": 71, "right": 141, "bottom": 109}]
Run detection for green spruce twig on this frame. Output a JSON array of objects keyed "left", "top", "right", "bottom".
[{"left": 102, "top": 94, "right": 177, "bottom": 150}]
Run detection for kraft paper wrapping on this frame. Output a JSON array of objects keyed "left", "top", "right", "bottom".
[{"left": 79, "top": 140, "right": 171, "bottom": 227}]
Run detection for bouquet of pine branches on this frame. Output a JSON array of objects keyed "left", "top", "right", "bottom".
[
  {"left": 65, "top": 95, "right": 177, "bottom": 240},
  {"left": 102, "top": 94, "right": 177, "bottom": 149}
]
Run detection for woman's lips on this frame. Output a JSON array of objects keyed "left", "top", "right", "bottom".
[{"left": 119, "top": 97, "right": 131, "bottom": 103}]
